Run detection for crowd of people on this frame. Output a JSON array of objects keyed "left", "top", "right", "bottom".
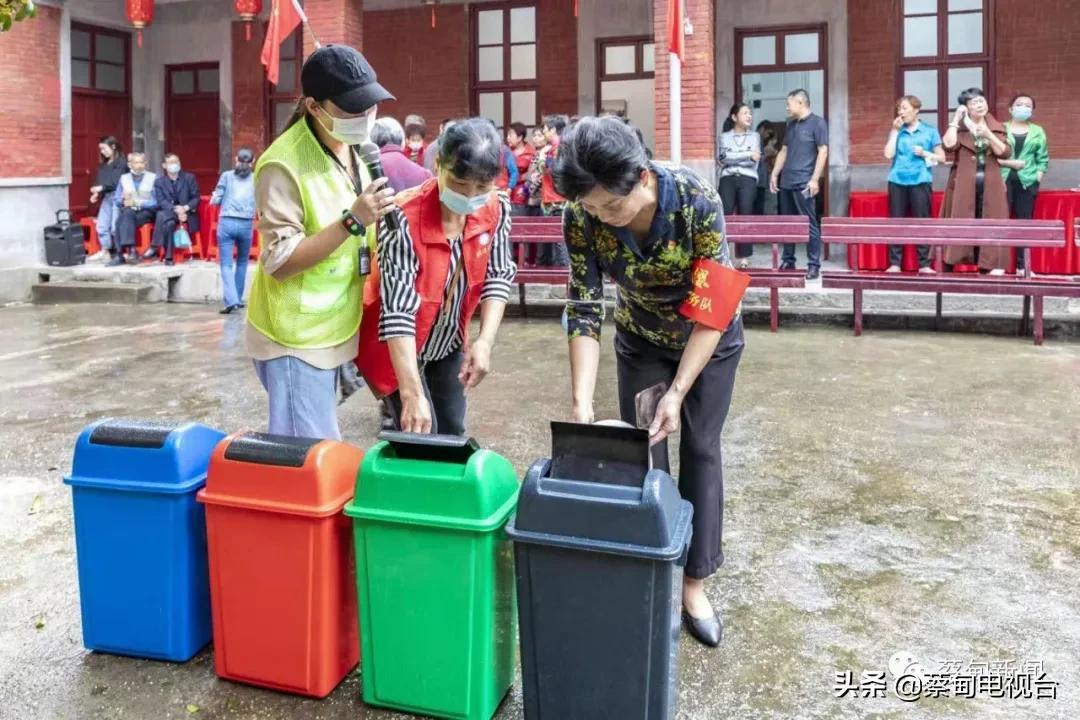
[
  {"left": 88, "top": 140, "right": 259, "bottom": 314},
  {"left": 715, "top": 86, "right": 1050, "bottom": 278}
]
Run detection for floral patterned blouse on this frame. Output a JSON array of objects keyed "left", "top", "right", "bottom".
[{"left": 563, "top": 163, "right": 738, "bottom": 351}]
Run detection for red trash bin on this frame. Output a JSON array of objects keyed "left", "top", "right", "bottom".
[{"left": 198, "top": 432, "right": 363, "bottom": 698}]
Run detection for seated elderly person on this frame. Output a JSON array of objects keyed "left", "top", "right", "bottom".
[{"left": 372, "top": 117, "right": 433, "bottom": 192}]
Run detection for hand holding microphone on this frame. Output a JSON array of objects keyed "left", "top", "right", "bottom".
[{"left": 355, "top": 141, "right": 399, "bottom": 231}]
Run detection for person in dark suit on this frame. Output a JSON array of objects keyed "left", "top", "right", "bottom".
[
  {"left": 371, "top": 117, "right": 433, "bottom": 192},
  {"left": 144, "top": 153, "right": 201, "bottom": 265}
]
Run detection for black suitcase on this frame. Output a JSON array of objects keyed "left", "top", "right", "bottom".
[{"left": 44, "top": 210, "right": 87, "bottom": 267}]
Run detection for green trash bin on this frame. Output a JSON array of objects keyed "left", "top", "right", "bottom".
[{"left": 344, "top": 432, "right": 519, "bottom": 720}]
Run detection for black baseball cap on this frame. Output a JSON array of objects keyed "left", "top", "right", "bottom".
[{"left": 301, "top": 45, "right": 395, "bottom": 114}]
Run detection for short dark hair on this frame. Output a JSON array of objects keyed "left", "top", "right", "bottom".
[
  {"left": 543, "top": 114, "right": 569, "bottom": 135},
  {"left": 553, "top": 115, "right": 648, "bottom": 200},
  {"left": 1009, "top": 93, "right": 1035, "bottom": 110},
  {"left": 787, "top": 89, "right": 811, "bottom": 106},
  {"left": 509, "top": 122, "right": 527, "bottom": 139},
  {"left": 437, "top": 117, "right": 502, "bottom": 182},
  {"left": 164, "top": 153, "right": 180, "bottom": 162},
  {"left": 957, "top": 87, "right": 985, "bottom": 107}
]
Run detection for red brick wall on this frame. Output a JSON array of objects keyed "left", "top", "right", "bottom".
[
  {"left": 653, "top": 0, "right": 714, "bottom": 161},
  {"left": 362, "top": 5, "right": 470, "bottom": 136},
  {"left": 0, "top": 6, "right": 62, "bottom": 178},
  {"left": 536, "top": 0, "right": 578, "bottom": 117},
  {"left": 995, "top": 0, "right": 1079, "bottom": 159},
  {"left": 847, "top": 0, "right": 898, "bottom": 166},
  {"left": 305, "top": 0, "right": 363, "bottom": 58},
  {"left": 847, "top": 0, "right": 1080, "bottom": 165},
  {"left": 232, "top": 21, "right": 268, "bottom": 157}
]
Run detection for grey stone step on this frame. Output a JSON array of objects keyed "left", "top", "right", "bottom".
[{"left": 32, "top": 280, "right": 155, "bottom": 305}]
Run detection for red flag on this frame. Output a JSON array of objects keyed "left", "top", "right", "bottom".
[
  {"left": 261, "top": 0, "right": 302, "bottom": 86},
  {"left": 667, "top": 0, "right": 684, "bottom": 63}
]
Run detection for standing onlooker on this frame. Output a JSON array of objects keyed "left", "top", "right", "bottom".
[
  {"left": 111, "top": 152, "right": 157, "bottom": 266},
  {"left": 769, "top": 89, "right": 829, "bottom": 280},
  {"left": 489, "top": 119, "right": 519, "bottom": 194},
  {"left": 525, "top": 127, "right": 547, "bottom": 216},
  {"left": 403, "top": 114, "right": 427, "bottom": 166},
  {"left": 211, "top": 148, "right": 257, "bottom": 314},
  {"left": 423, "top": 118, "right": 453, "bottom": 174},
  {"left": 538, "top": 114, "right": 570, "bottom": 266},
  {"left": 144, "top": 153, "right": 200, "bottom": 266},
  {"left": 507, "top": 122, "right": 535, "bottom": 214},
  {"left": 88, "top": 136, "right": 127, "bottom": 262},
  {"left": 941, "top": 87, "right": 1012, "bottom": 274},
  {"left": 372, "top": 117, "right": 434, "bottom": 192},
  {"left": 1000, "top": 94, "right": 1049, "bottom": 275},
  {"left": 754, "top": 121, "right": 779, "bottom": 216},
  {"left": 883, "top": 95, "right": 945, "bottom": 273},
  {"left": 717, "top": 103, "right": 760, "bottom": 268}
]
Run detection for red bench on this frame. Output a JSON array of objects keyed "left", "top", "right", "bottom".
[
  {"left": 821, "top": 217, "right": 1078, "bottom": 345},
  {"left": 509, "top": 215, "right": 810, "bottom": 331}
]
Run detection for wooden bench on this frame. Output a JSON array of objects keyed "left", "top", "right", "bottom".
[
  {"left": 821, "top": 217, "right": 1077, "bottom": 345},
  {"left": 509, "top": 215, "right": 810, "bottom": 332}
]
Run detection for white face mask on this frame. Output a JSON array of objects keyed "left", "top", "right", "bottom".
[
  {"left": 315, "top": 106, "right": 370, "bottom": 146},
  {"left": 166, "top": 162, "right": 181, "bottom": 175}
]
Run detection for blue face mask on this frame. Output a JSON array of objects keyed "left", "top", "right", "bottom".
[
  {"left": 440, "top": 186, "right": 489, "bottom": 215},
  {"left": 1011, "top": 106, "right": 1033, "bottom": 122}
]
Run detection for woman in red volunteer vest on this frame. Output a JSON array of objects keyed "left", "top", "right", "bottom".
[
  {"left": 556, "top": 117, "right": 749, "bottom": 649},
  {"left": 357, "top": 118, "right": 517, "bottom": 435},
  {"left": 506, "top": 122, "right": 535, "bottom": 214}
]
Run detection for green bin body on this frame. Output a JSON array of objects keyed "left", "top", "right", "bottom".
[{"left": 344, "top": 432, "right": 519, "bottom": 720}]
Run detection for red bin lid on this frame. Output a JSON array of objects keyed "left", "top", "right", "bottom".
[{"left": 197, "top": 432, "right": 363, "bottom": 517}]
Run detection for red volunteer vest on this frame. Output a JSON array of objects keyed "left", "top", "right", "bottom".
[{"left": 357, "top": 178, "right": 501, "bottom": 397}]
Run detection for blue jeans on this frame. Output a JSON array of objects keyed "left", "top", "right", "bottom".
[
  {"left": 96, "top": 201, "right": 118, "bottom": 252},
  {"left": 217, "top": 217, "right": 253, "bottom": 308},
  {"left": 253, "top": 356, "right": 341, "bottom": 440}
]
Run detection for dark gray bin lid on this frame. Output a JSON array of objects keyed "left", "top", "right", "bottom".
[{"left": 506, "top": 422, "right": 692, "bottom": 562}]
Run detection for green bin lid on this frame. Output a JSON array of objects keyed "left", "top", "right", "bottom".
[{"left": 343, "top": 432, "right": 519, "bottom": 532}]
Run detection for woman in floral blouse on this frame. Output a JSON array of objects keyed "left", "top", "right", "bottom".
[{"left": 555, "top": 116, "right": 747, "bottom": 648}]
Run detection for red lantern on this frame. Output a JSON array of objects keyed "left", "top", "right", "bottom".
[
  {"left": 234, "top": 0, "right": 262, "bottom": 41},
  {"left": 125, "top": 0, "right": 153, "bottom": 48}
]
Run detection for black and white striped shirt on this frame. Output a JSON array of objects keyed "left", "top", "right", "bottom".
[{"left": 378, "top": 193, "right": 517, "bottom": 363}]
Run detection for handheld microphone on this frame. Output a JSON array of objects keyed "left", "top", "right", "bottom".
[{"left": 358, "top": 141, "right": 399, "bottom": 232}]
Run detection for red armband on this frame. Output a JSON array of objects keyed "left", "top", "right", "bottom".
[{"left": 679, "top": 258, "right": 751, "bottom": 331}]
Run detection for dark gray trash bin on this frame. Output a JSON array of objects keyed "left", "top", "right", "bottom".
[{"left": 505, "top": 421, "right": 693, "bottom": 720}]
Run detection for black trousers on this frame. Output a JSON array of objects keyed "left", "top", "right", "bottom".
[
  {"left": 615, "top": 323, "right": 744, "bottom": 580},
  {"left": 718, "top": 174, "right": 756, "bottom": 258},
  {"left": 114, "top": 208, "right": 155, "bottom": 251},
  {"left": 385, "top": 348, "right": 467, "bottom": 436},
  {"left": 1007, "top": 174, "right": 1039, "bottom": 270},
  {"left": 151, "top": 211, "right": 181, "bottom": 260},
  {"left": 887, "top": 182, "right": 933, "bottom": 268},
  {"left": 778, "top": 188, "right": 822, "bottom": 269}
]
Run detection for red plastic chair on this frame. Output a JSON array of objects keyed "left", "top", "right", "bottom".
[{"left": 79, "top": 217, "right": 101, "bottom": 255}]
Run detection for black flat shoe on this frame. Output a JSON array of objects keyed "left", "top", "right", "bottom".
[
  {"left": 683, "top": 610, "right": 723, "bottom": 647},
  {"left": 779, "top": 261, "right": 797, "bottom": 271},
  {"left": 805, "top": 266, "right": 820, "bottom": 281},
  {"left": 219, "top": 304, "right": 238, "bottom": 315}
]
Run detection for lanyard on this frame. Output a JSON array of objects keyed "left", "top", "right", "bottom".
[{"left": 310, "top": 118, "right": 363, "bottom": 194}]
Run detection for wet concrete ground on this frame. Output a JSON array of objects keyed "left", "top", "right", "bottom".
[{"left": 1, "top": 303, "right": 1077, "bottom": 720}]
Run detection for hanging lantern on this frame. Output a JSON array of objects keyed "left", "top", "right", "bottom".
[
  {"left": 125, "top": 0, "right": 153, "bottom": 48},
  {"left": 422, "top": 0, "right": 438, "bottom": 29},
  {"left": 574, "top": 0, "right": 579, "bottom": 17},
  {"left": 234, "top": 0, "right": 262, "bottom": 41}
]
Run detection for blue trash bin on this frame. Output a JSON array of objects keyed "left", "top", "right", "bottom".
[{"left": 64, "top": 419, "right": 226, "bottom": 661}]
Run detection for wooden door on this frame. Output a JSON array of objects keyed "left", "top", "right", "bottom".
[
  {"left": 70, "top": 23, "right": 131, "bottom": 219},
  {"left": 165, "top": 63, "right": 220, "bottom": 196}
]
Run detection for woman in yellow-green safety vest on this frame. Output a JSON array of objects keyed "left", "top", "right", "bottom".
[{"left": 246, "top": 45, "right": 396, "bottom": 440}]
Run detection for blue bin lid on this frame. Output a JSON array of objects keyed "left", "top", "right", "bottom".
[
  {"left": 506, "top": 422, "right": 693, "bottom": 562},
  {"left": 64, "top": 419, "right": 226, "bottom": 495}
]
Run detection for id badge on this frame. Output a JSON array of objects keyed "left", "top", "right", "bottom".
[{"left": 358, "top": 244, "right": 371, "bottom": 276}]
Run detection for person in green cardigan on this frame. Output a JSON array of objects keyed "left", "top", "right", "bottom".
[{"left": 1000, "top": 94, "right": 1049, "bottom": 274}]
